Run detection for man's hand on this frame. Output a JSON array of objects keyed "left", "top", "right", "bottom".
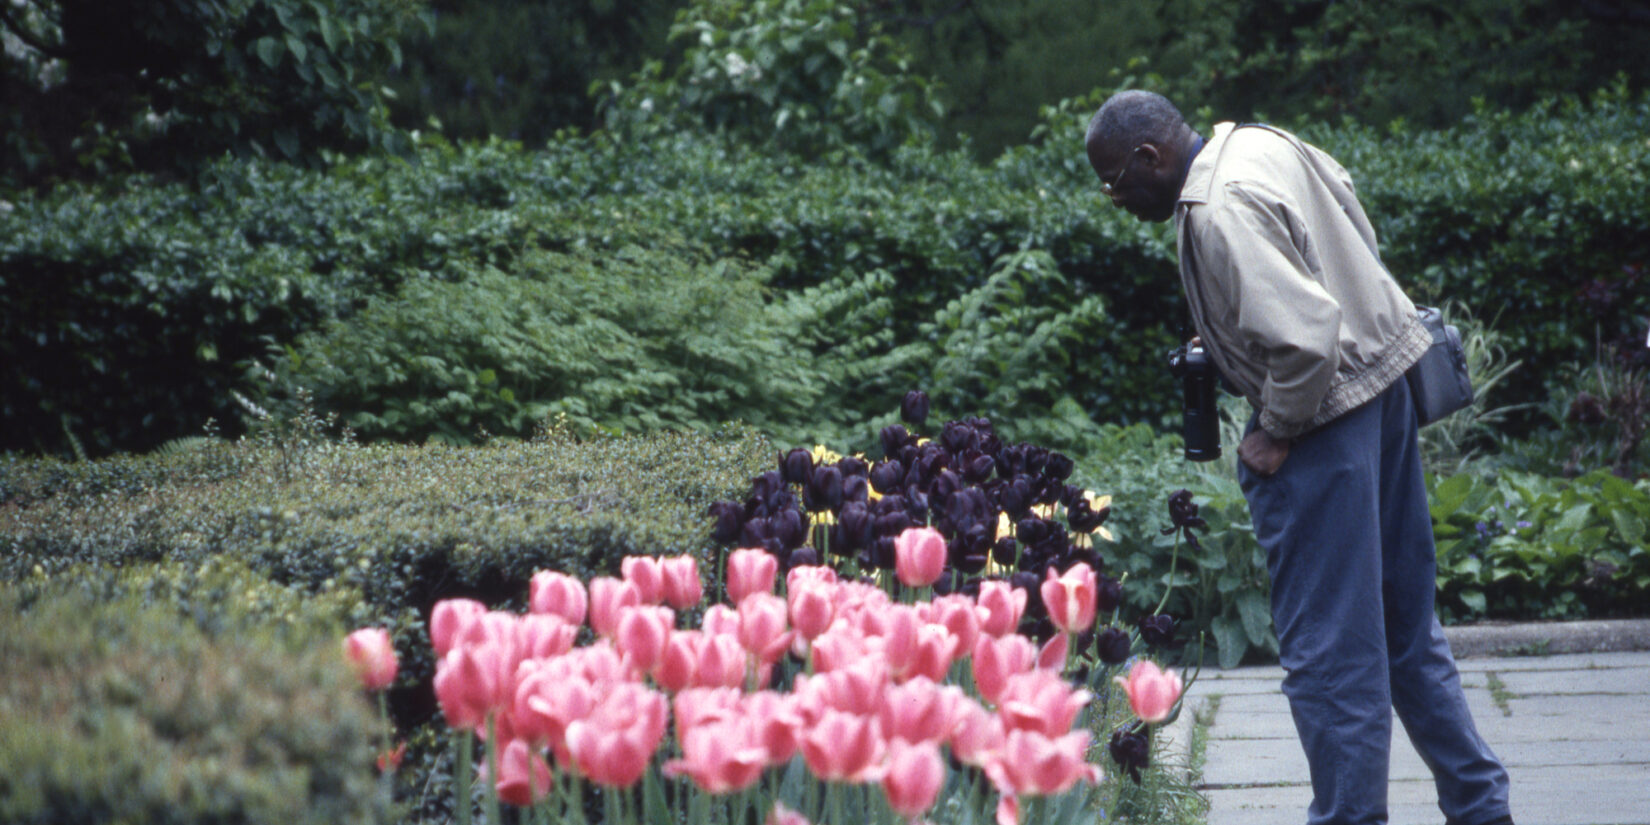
[{"left": 1239, "top": 429, "right": 1290, "bottom": 477}]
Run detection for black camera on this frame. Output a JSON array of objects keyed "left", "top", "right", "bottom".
[{"left": 1168, "top": 343, "right": 1222, "bottom": 462}]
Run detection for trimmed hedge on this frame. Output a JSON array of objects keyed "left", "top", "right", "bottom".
[{"left": 0, "top": 583, "right": 391, "bottom": 825}]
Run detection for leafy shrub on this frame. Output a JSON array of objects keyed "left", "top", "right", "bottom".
[
  {"left": 0, "top": 583, "right": 391, "bottom": 825},
  {"left": 1429, "top": 468, "right": 1650, "bottom": 622},
  {"left": 274, "top": 241, "right": 824, "bottom": 444},
  {"left": 599, "top": 0, "right": 945, "bottom": 158}
]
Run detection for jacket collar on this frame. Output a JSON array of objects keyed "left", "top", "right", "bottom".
[{"left": 1177, "top": 122, "right": 1237, "bottom": 208}]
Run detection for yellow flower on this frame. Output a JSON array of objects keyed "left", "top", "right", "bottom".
[{"left": 996, "top": 511, "right": 1013, "bottom": 541}]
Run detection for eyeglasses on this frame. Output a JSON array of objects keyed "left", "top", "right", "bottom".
[{"left": 1101, "top": 145, "right": 1145, "bottom": 203}]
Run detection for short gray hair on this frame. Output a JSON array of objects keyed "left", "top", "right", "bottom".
[{"left": 1085, "top": 90, "right": 1186, "bottom": 154}]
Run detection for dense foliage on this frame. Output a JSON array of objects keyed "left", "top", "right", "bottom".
[
  {"left": 4, "top": 86, "right": 1645, "bottom": 458},
  {"left": 1, "top": 0, "right": 425, "bottom": 187},
  {"left": 0, "top": 583, "right": 392, "bottom": 825}
]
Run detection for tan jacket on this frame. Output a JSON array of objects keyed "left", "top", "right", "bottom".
[{"left": 1174, "top": 122, "right": 1430, "bottom": 439}]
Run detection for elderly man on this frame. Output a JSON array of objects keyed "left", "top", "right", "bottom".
[{"left": 1084, "top": 90, "right": 1513, "bottom": 825}]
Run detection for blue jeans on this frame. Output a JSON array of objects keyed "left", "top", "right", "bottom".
[{"left": 1240, "top": 378, "right": 1511, "bottom": 825}]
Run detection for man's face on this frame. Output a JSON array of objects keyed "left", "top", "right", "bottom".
[{"left": 1087, "top": 141, "right": 1178, "bottom": 223}]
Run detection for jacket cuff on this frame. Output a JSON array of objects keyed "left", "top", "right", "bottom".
[{"left": 1258, "top": 407, "right": 1308, "bottom": 440}]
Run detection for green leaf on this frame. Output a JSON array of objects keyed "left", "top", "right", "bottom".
[
  {"left": 1237, "top": 589, "right": 1272, "bottom": 646},
  {"left": 1211, "top": 616, "right": 1248, "bottom": 669},
  {"left": 1458, "top": 588, "right": 1487, "bottom": 615},
  {"left": 255, "top": 37, "right": 283, "bottom": 68},
  {"left": 285, "top": 34, "right": 308, "bottom": 65}
]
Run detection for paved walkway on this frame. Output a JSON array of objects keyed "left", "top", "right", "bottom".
[{"left": 1169, "top": 621, "right": 1650, "bottom": 825}]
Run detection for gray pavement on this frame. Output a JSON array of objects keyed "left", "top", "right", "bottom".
[{"left": 1166, "top": 620, "right": 1650, "bottom": 825}]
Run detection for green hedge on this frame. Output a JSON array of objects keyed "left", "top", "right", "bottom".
[
  {"left": 4, "top": 88, "right": 1645, "bottom": 456},
  {"left": 0, "top": 583, "right": 391, "bottom": 825}
]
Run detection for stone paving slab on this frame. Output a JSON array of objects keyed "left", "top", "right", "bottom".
[
  {"left": 1205, "top": 763, "right": 1650, "bottom": 825},
  {"left": 1194, "top": 650, "right": 1650, "bottom": 825}
]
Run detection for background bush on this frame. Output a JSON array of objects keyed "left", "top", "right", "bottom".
[{"left": 0, "top": 582, "right": 392, "bottom": 825}]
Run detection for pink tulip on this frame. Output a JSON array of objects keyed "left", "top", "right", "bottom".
[
  {"left": 517, "top": 613, "right": 577, "bottom": 660},
  {"left": 690, "top": 632, "right": 748, "bottom": 689},
  {"left": 727, "top": 548, "right": 778, "bottom": 605},
  {"left": 881, "top": 605, "right": 957, "bottom": 683},
  {"left": 801, "top": 660, "right": 888, "bottom": 718},
  {"left": 787, "top": 564, "right": 838, "bottom": 593},
  {"left": 588, "top": 576, "right": 641, "bottom": 638},
  {"left": 655, "top": 630, "right": 703, "bottom": 693},
  {"left": 971, "top": 634, "right": 1036, "bottom": 705},
  {"left": 745, "top": 690, "right": 803, "bottom": 764},
  {"left": 799, "top": 708, "right": 885, "bottom": 783},
  {"left": 673, "top": 687, "right": 745, "bottom": 733},
  {"left": 809, "top": 625, "right": 871, "bottom": 673},
  {"left": 663, "top": 716, "right": 768, "bottom": 793},
  {"left": 434, "top": 644, "right": 503, "bottom": 731},
  {"left": 343, "top": 627, "right": 398, "bottom": 691},
  {"left": 976, "top": 581, "right": 1027, "bottom": 638},
  {"left": 1037, "top": 631, "right": 1068, "bottom": 671},
  {"left": 701, "top": 603, "right": 742, "bottom": 636},
  {"left": 879, "top": 677, "right": 959, "bottom": 745},
  {"left": 661, "top": 555, "right": 704, "bottom": 609},
  {"left": 1116, "top": 659, "right": 1185, "bottom": 724},
  {"left": 894, "top": 526, "right": 947, "bottom": 588},
  {"left": 928, "top": 594, "right": 984, "bottom": 659},
  {"left": 1039, "top": 563, "right": 1097, "bottom": 635},
  {"left": 881, "top": 739, "right": 945, "bottom": 819},
  {"left": 766, "top": 803, "right": 813, "bottom": 825},
  {"left": 495, "top": 738, "right": 553, "bottom": 806},
  {"left": 622, "top": 555, "right": 667, "bottom": 604},
  {"left": 738, "top": 592, "right": 794, "bottom": 665},
  {"left": 528, "top": 571, "right": 588, "bottom": 626},
  {"left": 564, "top": 683, "right": 668, "bottom": 787},
  {"left": 788, "top": 583, "right": 836, "bottom": 641},
  {"left": 948, "top": 698, "right": 1005, "bottom": 767},
  {"left": 984, "top": 729, "right": 1101, "bottom": 796},
  {"left": 513, "top": 659, "right": 595, "bottom": 759},
  {"left": 997, "top": 669, "right": 1091, "bottom": 737},
  {"left": 616, "top": 605, "right": 675, "bottom": 675},
  {"left": 430, "top": 598, "right": 487, "bottom": 658}
]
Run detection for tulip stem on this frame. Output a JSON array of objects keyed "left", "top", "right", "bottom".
[
  {"left": 485, "top": 716, "right": 502, "bottom": 825},
  {"left": 455, "top": 729, "right": 473, "bottom": 825},
  {"left": 1153, "top": 535, "right": 1182, "bottom": 616}
]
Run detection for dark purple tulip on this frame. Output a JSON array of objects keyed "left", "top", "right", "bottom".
[
  {"left": 955, "top": 552, "right": 989, "bottom": 574},
  {"left": 1044, "top": 452, "right": 1075, "bottom": 481},
  {"left": 869, "top": 460, "right": 904, "bottom": 495},
  {"left": 1163, "top": 489, "right": 1208, "bottom": 534},
  {"left": 780, "top": 448, "right": 814, "bottom": 485},
  {"left": 901, "top": 390, "right": 931, "bottom": 426},
  {"left": 1068, "top": 499, "right": 1108, "bottom": 534},
  {"left": 751, "top": 471, "right": 786, "bottom": 504},
  {"left": 804, "top": 466, "right": 843, "bottom": 512},
  {"left": 1095, "top": 627, "right": 1132, "bottom": 664},
  {"left": 880, "top": 425, "right": 912, "bottom": 459},
  {"left": 870, "top": 536, "right": 897, "bottom": 569},
  {"left": 996, "top": 477, "right": 1033, "bottom": 516},
  {"left": 835, "top": 455, "right": 869, "bottom": 479},
  {"left": 932, "top": 469, "right": 964, "bottom": 505},
  {"left": 991, "top": 537, "right": 1018, "bottom": 567},
  {"left": 1109, "top": 726, "right": 1150, "bottom": 784},
  {"left": 1138, "top": 614, "right": 1185, "bottom": 650},
  {"left": 707, "top": 501, "right": 744, "bottom": 544},
  {"left": 1096, "top": 575, "right": 1123, "bottom": 613},
  {"left": 840, "top": 474, "right": 869, "bottom": 506},
  {"left": 961, "top": 450, "right": 995, "bottom": 484},
  {"left": 787, "top": 546, "right": 819, "bottom": 568},
  {"left": 834, "top": 502, "right": 872, "bottom": 554},
  {"left": 932, "top": 569, "right": 957, "bottom": 595},
  {"left": 873, "top": 509, "right": 913, "bottom": 538},
  {"left": 1016, "top": 517, "right": 1051, "bottom": 548},
  {"left": 772, "top": 508, "right": 808, "bottom": 549},
  {"left": 940, "top": 421, "right": 978, "bottom": 455},
  {"left": 1022, "top": 446, "right": 1049, "bottom": 476},
  {"left": 1012, "top": 571, "right": 1044, "bottom": 616},
  {"left": 1033, "top": 476, "right": 1064, "bottom": 507}
]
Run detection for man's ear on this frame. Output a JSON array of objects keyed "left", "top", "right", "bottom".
[{"left": 1137, "top": 143, "right": 1164, "bottom": 171}]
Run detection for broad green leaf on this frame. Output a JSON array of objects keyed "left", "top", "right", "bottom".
[
  {"left": 1237, "top": 589, "right": 1273, "bottom": 646},
  {"left": 285, "top": 34, "right": 308, "bottom": 65},
  {"left": 1211, "top": 616, "right": 1247, "bottom": 669},
  {"left": 1458, "top": 589, "right": 1486, "bottom": 614},
  {"left": 255, "top": 36, "right": 283, "bottom": 68}
]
